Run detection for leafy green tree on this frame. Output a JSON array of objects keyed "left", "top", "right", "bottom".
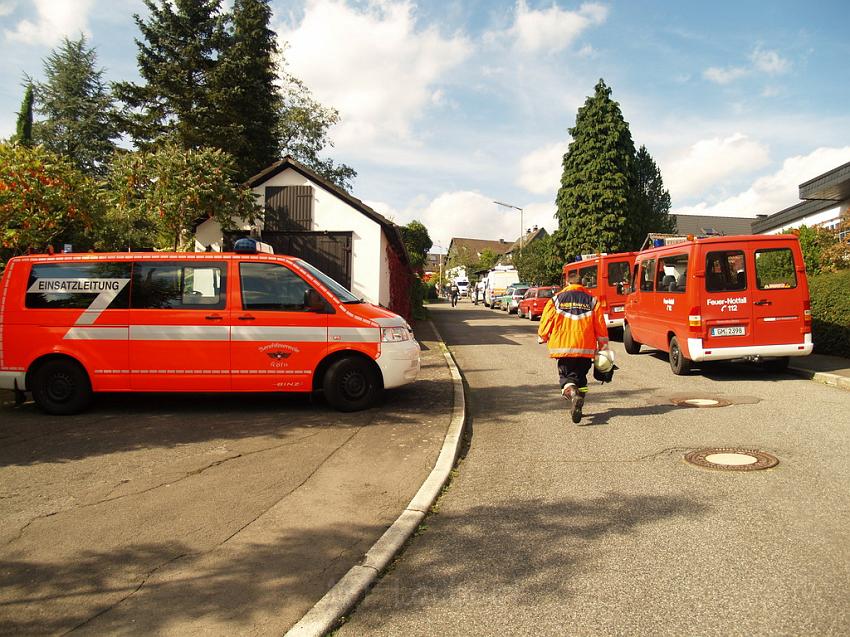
[
  {"left": 633, "top": 145, "right": 675, "bottom": 242},
  {"left": 400, "top": 220, "right": 432, "bottom": 272},
  {"left": 278, "top": 73, "right": 356, "bottom": 190},
  {"left": 12, "top": 84, "right": 34, "bottom": 146},
  {"left": 115, "top": 0, "right": 225, "bottom": 150},
  {"left": 513, "top": 235, "right": 563, "bottom": 285},
  {"left": 0, "top": 143, "right": 103, "bottom": 268},
  {"left": 555, "top": 79, "right": 637, "bottom": 258},
  {"left": 101, "top": 144, "right": 260, "bottom": 251},
  {"left": 31, "top": 36, "right": 118, "bottom": 175},
  {"left": 213, "top": 0, "right": 281, "bottom": 180},
  {"left": 477, "top": 248, "right": 500, "bottom": 271}
]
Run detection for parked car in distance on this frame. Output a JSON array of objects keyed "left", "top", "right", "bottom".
[
  {"left": 455, "top": 278, "right": 469, "bottom": 297},
  {"left": 517, "top": 286, "right": 560, "bottom": 319},
  {"left": 624, "top": 233, "right": 812, "bottom": 375},
  {"left": 501, "top": 284, "right": 530, "bottom": 313}
]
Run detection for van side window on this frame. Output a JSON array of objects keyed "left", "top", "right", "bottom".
[
  {"left": 706, "top": 251, "right": 746, "bottom": 292},
  {"left": 755, "top": 248, "right": 797, "bottom": 289},
  {"left": 608, "top": 261, "right": 631, "bottom": 289},
  {"left": 656, "top": 254, "right": 689, "bottom": 293},
  {"left": 132, "top": 262, "right": 226, "bottom": 309},
  {"left": 26, "top": 262, "right": 132, "bottom": 309},
  {"left": 240, "top": 262, "right": 315, "bottom": 311},
  {"left": 638, "top": 259, "right": 656, "bottom": 292},
  {"left": 578, "top": 265, "right": 598, "bottom": 288}
]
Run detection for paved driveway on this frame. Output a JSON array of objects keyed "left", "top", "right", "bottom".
[
  {"left": 0, "top": 322, "right": 451, "bottom": 636},
  {"left": 341, "top": 302, "right": 850, "bottom": 636}
]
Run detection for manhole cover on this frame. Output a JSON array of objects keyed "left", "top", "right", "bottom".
[
  {"left": 685, "top": 448, "right": 779, "bottom": 471},
  {"left": 671, "top": 397, "right": 732, "bottom": 408}
]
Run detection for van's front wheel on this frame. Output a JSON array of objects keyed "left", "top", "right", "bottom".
[
  {"left": 669, "top": 336, "right": 692, "bottom": 375},
  {"left": 623, "top": 324, "right": 642, "bottom": 355},
  {"left": 31, "top": 359, "right": 92, "bottom": 415},
  {"left": 323, "top": 357, "right": 382, "bottom": 412}
]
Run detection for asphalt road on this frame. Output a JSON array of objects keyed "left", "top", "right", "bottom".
[
  {"left": 340, "top": 301, "right": 850, "bottom": 636},
  {"left": 0, "top": 321, "right": 451, "bottom": 636}
]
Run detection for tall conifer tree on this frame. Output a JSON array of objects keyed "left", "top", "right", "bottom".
[
  {"left": 13, "top": 84, "right": 34, "bottom": 146},
  {"left": 214, "top": 0, "right": 282, "bottom": 180},
  {"left": 32, "top": 37, "right": 117, "bottom": 175},
  {"left": 555, "top": 79, "right": 637, "bottom": 257},
  {"left": 115, "top": 0, "right": 226, "bottom": 150},
  {"left": 633, "top": 145, "right": 675, "bottom": 241}
]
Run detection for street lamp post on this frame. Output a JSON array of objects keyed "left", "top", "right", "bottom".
[{"left": 493, "top": 201, "right": 524, "bottom": 257}]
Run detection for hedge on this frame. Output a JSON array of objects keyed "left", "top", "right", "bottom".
[{"left": 808, "top": 269, "right": 850, "bottom": 358}]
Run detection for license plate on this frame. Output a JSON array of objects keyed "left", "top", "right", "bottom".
[
  {"left": 612, "top": 305, "right": 625, "bottom": 313},
  {"left": 711, "top": 326, "right": 745, "bottom": 337}
]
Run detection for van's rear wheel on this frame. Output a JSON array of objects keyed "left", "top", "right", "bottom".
[
  {"left": 623, "top": 324, "right": 642, "bottom": 355},
  {"left": 31, "top": 359, "right": 92, "bottom": 415},
  {"left": 669, "top": 336, "right": 691, "bottom": 375},
  {"left": 323, "top": 357, "right": 382, "bottom": 412}
]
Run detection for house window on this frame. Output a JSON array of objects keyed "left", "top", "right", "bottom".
[{"left": 264, "top": 186, "right": 314, "bottom": 232}]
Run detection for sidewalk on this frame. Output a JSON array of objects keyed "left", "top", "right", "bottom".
[{"left": 789, "top": 353, "right": 850, "bottom": 391}]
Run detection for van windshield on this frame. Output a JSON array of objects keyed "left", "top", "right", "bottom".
[{"left": 296, "top": 259, "right": 361, "bottom": 304}]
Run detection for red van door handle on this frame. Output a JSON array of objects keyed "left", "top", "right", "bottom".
[
  {"left": 205, "top": 314, "right": 224, "bottom": 320},
  {"left": 238, "top": 315, "right": 255, "bottom": 321},
  {"left": 754, "top": 299, "right": 772, "bottom": 306}
]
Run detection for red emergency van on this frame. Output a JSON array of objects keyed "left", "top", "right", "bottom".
[
  {"left": 0, "top": 241, "right": 420, "bottom": 414},
  {"left": 562, "top": 252, "right": 637, "bottom": 330},
  {"left": 623, "top": 234, "right": 812, "bottom": 375}
]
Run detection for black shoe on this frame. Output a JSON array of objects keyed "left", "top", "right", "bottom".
[{"left": 571, "top": 394, "right": 585, "bottom": 424}]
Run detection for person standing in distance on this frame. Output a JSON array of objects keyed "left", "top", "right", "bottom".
[
  {"left": 449, "top": 282, "right": 460, "bottom": 307},
  {"left": 537, "top": 271, "right": 609, "bottom": 423}
]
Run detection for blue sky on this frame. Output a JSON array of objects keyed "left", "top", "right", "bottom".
[{"left": 2, "top": 0, "right": 849, "bottom": 249}]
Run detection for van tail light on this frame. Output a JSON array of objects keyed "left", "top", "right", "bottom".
[
  {"left": 803, "top": 299, "right": 812, "bottom": 333},
  {"left": 688, "top": 307, "right": 703, "bottom": 334}
]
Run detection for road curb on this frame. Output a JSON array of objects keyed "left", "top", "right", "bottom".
[
  {"left": 788, "top": 365, "right": 850, "bottom": 392},
  {"left": 285, "top": 320, "right": 467, "bottom": 637}
]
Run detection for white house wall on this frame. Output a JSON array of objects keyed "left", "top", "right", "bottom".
[
  {"left": 764, "top": 204, "right": 842, "bottom": 234},
  {"left": 253, "top": 169, "right": 384, "bottom": 304}
]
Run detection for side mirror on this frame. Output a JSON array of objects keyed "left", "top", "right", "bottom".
[
  {"left": 615, "top": 282, "right": 624, "bottom": 295},
  {"left": 304, "top": 288, "right": 328, "bottom": 313}
]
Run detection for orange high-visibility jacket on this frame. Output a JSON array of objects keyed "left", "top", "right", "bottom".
[{"left": 538, "top": 284, "right": 609, "bottom": 358}]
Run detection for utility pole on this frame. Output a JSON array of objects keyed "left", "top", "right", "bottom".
[{"left": 494, "top": 201, "right": 524, "bottom": 257}]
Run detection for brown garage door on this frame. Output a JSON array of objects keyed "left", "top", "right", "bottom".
[{"left": 261, "top": 231, "right": 353, "bottom": 290}]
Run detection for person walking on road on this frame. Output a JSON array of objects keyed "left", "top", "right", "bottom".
[
  {"left": 449, "top": 282, "right": 460, "bottom": 307},
  {"left": 537, "top": 271, "right": 609, "bottom": 423}
]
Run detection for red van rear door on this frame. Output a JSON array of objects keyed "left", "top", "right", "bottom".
[
  {"left": 604, "top": 257, "right": 632, "bottom": 322},
  {"left": 701, "top": 247, "right": 754, "bottom": 349},
  {"left": 751, "top": 244, "right": 807, "bottom": 346}
]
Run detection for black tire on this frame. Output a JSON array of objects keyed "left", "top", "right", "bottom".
[
  {"left": 669, "top": 336, "right": 691, "bottom": 375},
  {"left": 623, "top": 324, "right": 642, "bottom": 355},
  {"left": 762, "top": 356, "right": 789, "bottom": 373},
  {"left": 516, "top": 307, "right": 524, "bottom": 318},
  {"left": 322, "top": 357, "right": 382, "bottom": 412},
  {"left": 31, "top": 358, "right": 92, "bottom": 415}
]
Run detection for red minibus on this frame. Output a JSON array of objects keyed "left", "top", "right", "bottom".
[
  {"left": 0, "top": 241, "right": 420, "bottom": 414},
  {"left": 623, "top": 234, "right": 812, "bottom": 375},
  {"left": 562, "top": 252, "right": 638, "bottom": 331}
]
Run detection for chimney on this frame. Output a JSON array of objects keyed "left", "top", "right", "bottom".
[
  {"left": 499, "top": 239, "right": 505, "bottom": 243},
  {"left": 533, "top": 225, "right": 538, "bottom": 231}
]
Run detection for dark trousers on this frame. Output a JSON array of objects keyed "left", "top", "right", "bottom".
[{"left": 557, "top": 357, "right": 592, "bottom": 392}]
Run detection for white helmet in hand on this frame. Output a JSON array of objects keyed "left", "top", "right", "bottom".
[{"left": 594, "top": 349, "right": 615, "bottom": 373}]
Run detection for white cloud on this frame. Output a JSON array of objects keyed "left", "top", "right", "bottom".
[
  {"left": 0, "top": 2, "right": 16, "bottom": 18},
  {"left": 381, "top": 191, "right": 555, "bottom": 249},
  {"left": 703, "top": 45, "right": 791, "bottom": 86},
  {"left": 675, "top": 146, "right": 850, "bottom": 217},
  {"left": 517, "top": 140, "right": 569, "bottom": 194},
  {"left": 494, "top": 1, "right": 608, "bottom": 54},
  {"left": 663, "top": 133, "right": 771, "bottom": 200},
  {"left": 703, "top": 66, "right": 747, "bottom": 85},
  {"left": 4, "top": 0, "right": 94, "bottom": 45},
  {"left": 750, "top": 46, "right": 790, "bottom": 75},
  {"left": 278, "top": 0, "right": 470, "bottom": 147}
]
